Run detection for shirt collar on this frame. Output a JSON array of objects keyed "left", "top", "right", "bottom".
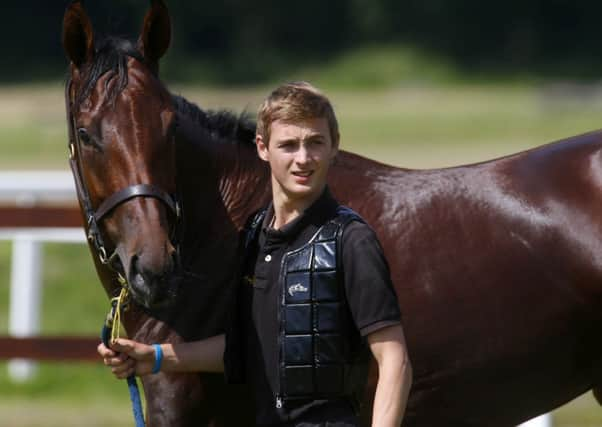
[{"left": 262, "top": 187, "right": 338, "bottom": 242}]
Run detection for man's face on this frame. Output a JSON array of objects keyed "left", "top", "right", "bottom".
[{"left": 256, "top": 117, "right": 338, "bottom": 203}]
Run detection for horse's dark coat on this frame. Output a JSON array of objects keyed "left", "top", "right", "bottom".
[{"left": 63, "top": 2, "right": 602, "bottom": 426}]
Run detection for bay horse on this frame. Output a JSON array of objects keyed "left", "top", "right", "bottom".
[{"left": 63, "top": 1, "right": 602, "bottom": 426}]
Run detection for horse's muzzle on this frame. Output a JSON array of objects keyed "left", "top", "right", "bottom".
[{"left": 127, "top": 249, "right": 180, "bottom": 309}]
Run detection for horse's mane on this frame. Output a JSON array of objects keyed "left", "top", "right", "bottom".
[
  {"left": 172, "top": 95, "right": 256, "bottom": 147},
  {"left": 74, "top": 36, "right": 143, "bottom": 107}
]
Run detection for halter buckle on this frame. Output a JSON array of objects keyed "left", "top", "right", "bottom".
[
  {"left": 86, "top": 217, "right": 96, "bottom": 243},
  {"left": 69, "top": 143, "right": 75, "bottom": 160},
  {"left": 99, "top": 246, "right": 109, "bottom": 264}
]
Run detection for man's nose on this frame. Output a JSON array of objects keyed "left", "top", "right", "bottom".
[{"left": 295, "top": 145, "right": 311, "bottom": 164}]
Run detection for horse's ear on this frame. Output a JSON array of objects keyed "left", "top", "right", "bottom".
[
  {"left": 62, "top": 0, "right": 95, "bottom": 69},
  {"left": 138, "top": 0, "right": 171, "bottom": 71}
]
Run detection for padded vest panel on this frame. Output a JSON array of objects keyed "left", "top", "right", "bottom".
[{"left": 279, "top": 207, "right": 364, "bottom": 400}]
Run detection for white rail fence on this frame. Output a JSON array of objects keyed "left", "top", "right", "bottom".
[
  {"left": 4, "top": 228, "right": 85, "bottom": 381},
  {"left": 0, "top": 171, "right": 550, "bottom": 426},
  {"left": 0, "top": 170, "right": 76, "bottom": 205},
  {"left": 0, "top": 171, "right": 84, "bottom": 381}
]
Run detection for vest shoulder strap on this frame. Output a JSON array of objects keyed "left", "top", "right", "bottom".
[
  {"left": 315, "top": 205, "right": 365, "bottom": 242},
  {"left": 243, "top": 208, "right": 267, "bottom": 250}
]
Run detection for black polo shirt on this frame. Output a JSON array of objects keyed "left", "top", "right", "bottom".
[{"left": 236, "top": 188, "right": 401, "bottom": 427}]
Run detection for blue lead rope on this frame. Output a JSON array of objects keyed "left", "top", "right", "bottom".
[{"left": 102, "top": 303, "right": 146, "bottom": 427}]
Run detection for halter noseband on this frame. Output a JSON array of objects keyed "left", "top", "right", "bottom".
[{"left": 65, "top": 79, "right": 180, "bottom": 273}]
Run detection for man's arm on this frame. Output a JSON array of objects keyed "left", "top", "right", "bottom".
[
  {"left": 97, "top": 334, "right": 225, "bottom": 379},
  {"left": 367, "top": 324, "right": 412, "bottom": 427}
]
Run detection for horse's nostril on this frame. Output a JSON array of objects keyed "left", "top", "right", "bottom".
[
  {"left": 128, "top": 254, "right": 147, "bottom": 289},
  {"left": 129, "top": 254, "right": 140, "bottom": 276}
]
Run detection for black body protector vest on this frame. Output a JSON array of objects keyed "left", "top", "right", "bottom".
[{"left": 244, "top": 206, "right": 369, "bottom": 409}]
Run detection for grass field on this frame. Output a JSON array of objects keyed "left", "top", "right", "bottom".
[
  {"left": 1, "top": 83, "right": 602, "bottom": 425},
  {"left": 5, "top": 81, "right": 602, "bottom": 169}
]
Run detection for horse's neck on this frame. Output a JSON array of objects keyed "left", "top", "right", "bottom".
[
  {"left": 214, "top": 141, "right": 272, "bottom": 226},
  {"left": 165, "top": 107, "right": 270, "bottom": 337},
  {"left": 175, "top": 107, "right": 270, "bottom": 230}
]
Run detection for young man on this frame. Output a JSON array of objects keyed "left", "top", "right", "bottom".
[{"left": 98, "top": 82, "right": 412, "bottom": 426}]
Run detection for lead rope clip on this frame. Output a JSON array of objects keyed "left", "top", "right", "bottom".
[{"left": 101, "top": 278, "right": 145, "bottom": 427}]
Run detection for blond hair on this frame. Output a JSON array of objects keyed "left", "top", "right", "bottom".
[{"left": 256, "top": 81, "right": 339, "bottom": 145}]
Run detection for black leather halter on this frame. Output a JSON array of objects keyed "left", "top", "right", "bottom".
[{"left": 65, "top": 79, "right": 180, "bottom": 273}]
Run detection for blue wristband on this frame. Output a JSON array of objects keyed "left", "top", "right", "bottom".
[{"left": 152, "top": 344, "right": 163, "bottom": 374}]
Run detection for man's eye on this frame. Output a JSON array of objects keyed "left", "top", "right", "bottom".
[{"left": 77, "top": 128, "right": 92, "bottom": 145}]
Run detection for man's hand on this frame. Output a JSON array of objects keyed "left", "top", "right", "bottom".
[
  {"left": 368, "top": 324, "right": 412, "bottom": 427},
  {"left": 97, "top": 339, "right": 157, "bottom": 379},
  {"left": 97, "top": 334, "right": 226, "bottom": 378}
]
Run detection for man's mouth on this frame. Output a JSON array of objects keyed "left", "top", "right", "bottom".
[{"left": 292, "top": 170, "right": 314, "bottom": 177}]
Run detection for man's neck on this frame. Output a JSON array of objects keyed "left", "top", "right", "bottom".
[{"left": 271, "top": 183, "right": 325, "bottom": 230}]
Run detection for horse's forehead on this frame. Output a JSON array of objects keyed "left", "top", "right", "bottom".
[
  {"left": 83, "top": 59, "right": 168, "bottom": 113},
  {"left": 125, "top": 58, "right": 169, "bottom": 102}
]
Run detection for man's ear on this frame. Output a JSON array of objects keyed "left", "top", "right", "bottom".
[
  {"left": 256, "top": 135, "right": 269, "bottom": 162},
  {"left": 330, "top": 132, "right": 340, "bottom": 160}
]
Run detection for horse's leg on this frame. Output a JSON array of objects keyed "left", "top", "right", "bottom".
[
  {"left": 143, "top": 372, "right": 255, "bottom": 427},
  {"left": 143, "top": 373, "right": 205, "bottom": 427}
]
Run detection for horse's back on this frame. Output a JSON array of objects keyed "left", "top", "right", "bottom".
[{"left": 331, "top": 132, "right": 602, "bottom": 425}]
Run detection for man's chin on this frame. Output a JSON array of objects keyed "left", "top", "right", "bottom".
[{"left": 285, "top": 183, "right": 325, "bottom": 200}]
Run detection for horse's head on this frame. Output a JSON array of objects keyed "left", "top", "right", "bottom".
[{"left": 62, "top": 1, "right": 179, "bottom": 309}]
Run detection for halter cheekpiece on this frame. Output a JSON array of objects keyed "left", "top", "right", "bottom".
[{"left": 65, "top": 78, "right": 181, "bottom": 275}]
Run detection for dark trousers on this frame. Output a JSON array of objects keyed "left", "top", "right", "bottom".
[
  {"left": 291, "top": 420, "right": 359, "bottom": 427},
  {"left": 260, "top": 398, "right": 361, "bottom": 427},
  {"left": 281, "top": 410, "right": 360, "bottom": 427}
]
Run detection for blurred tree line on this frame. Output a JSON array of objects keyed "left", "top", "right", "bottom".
[{"left": 3, "top": 0, "right": 602, "bottom": 84}]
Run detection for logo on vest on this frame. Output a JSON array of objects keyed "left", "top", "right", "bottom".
[{"left": 288, "top": 283, "right": 308, "bottom": 297}]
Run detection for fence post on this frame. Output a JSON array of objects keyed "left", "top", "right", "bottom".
[
  {"left": 8, "top": 234, "right": 43, "bottom": 382},
  {"left": 519, "top": 414, "right": 552, "bottom": 427}
]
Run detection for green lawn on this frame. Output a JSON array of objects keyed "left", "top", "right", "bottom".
[{"left": 1, "top": 83, "right": 602, "bottom": 425}]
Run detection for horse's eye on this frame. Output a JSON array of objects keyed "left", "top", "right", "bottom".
[{"left": 77, "top": 128, "right": 91, "bottom": 145}]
